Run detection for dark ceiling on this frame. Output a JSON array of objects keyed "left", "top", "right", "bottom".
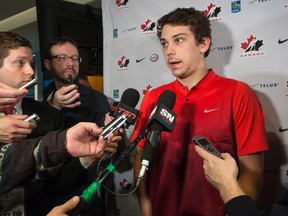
[{"left": 0, "top": 0, "right": 35, "bottom": 21}]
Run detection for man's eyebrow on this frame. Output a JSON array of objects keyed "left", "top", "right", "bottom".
[{"left": 160, "top": 33, "right": 189, "bottom": 41}]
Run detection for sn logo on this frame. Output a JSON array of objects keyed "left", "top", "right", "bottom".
[{"left": 160, "top": 108, "right": 175, "bottom": 123}]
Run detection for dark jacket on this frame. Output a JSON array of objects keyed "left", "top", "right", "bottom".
[
  {"left": 22, "top": 97, "right": 64, "bottom": 138},
  {"left": 225, "top": 192, "right": 288, "bottom": 216},
  {"left": 28, "top": 81, "right": 111, "bottom": 216},
  {"left": 0, "top": 130, "right": 70, "bottom": 195},
  {"left": 42, "top": 81, "right": 110, "bottom": 128}
]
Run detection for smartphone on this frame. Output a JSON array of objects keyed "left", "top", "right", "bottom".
[
  {"left": 24, "top": 113, "right": 40, "bottom": 124},
  {"left": 66, "top": 75, "right": 80, "bottom": 102},
  {"left": 101, "top": 114, "right": 127, "bottom": 138},
  {"left": 67, "top": 75, "right": 75, "bottom": 85},
  {"left": 19, "top": 78, "right": 38, "bottom": 90},
  {"left": 192, "top": 135, "right": 222, "bottom": 158}
]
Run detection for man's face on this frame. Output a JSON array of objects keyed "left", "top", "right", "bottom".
[
  {"left": 0, "top": 47, "right": 34, "bottom": 89},
  {"left": 160, "top": 24, "right": 209, "bottom": 81},
  {"left": 48, "top": 42, "right": 80, "bottom": 83}
]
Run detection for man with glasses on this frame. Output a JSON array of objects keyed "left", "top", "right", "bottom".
[
  {"left": 43, "top": 37, "right": 110, "bottom": 128},
  {"left": 33, "top": 37, "right": 112, "bottom": 216}
]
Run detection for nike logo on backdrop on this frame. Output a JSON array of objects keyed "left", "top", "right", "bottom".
[
  {"left": 279, "top": 127, "right": 288, "bottom": 132},
  {"left": 278, "top": 38, "right": 288, "bottom": 44},
  {"left": 136, "top": 57, "right": 146, "bottom": 63},
  {"left": 204, "top": 108, "right": 219, "bottom": 113}
]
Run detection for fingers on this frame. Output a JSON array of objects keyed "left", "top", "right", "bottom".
[
  {"left": 60, "top": 196, "right": 80, "bottom": 212},
  {"left": 51, "top": 85, "right": 81, "bottom": 109},
  {"left": 104, "top": 113, "right": 114, "bottom": 125},
  {"left": 0, "top": 88, "right": 28, "bottom": 110},
  {"left": 47, "top": 196, "right": 80, "bottom": 215},
  {"left": 220, "top": 152, "right": 231, "bottom": 160},
  {"left": 8, "top": 114, "right": 28, "bottom": 120},
  {"left": 194, "top": 145, "right": 212, "bottom": 159}
]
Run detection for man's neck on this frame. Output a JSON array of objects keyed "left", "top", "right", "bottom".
[{"left": 177, "top": 68, "right": 209, "bottom": 90}]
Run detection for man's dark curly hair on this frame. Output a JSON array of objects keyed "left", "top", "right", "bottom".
[{"left": 157, "top": 7, "right": 212, "bottom": 57}]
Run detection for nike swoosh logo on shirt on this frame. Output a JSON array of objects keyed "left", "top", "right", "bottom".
[{"left": 204, "top": 108, "right": 219, "bottom": 113}]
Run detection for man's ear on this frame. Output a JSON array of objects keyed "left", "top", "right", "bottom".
[
  {"left": 199, "top": 37, "right": 211, "bottom": 54},
  {"left": 43, "top": 59, "right": 51, "bottom": 71}
]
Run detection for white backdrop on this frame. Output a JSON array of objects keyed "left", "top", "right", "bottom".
[{"left": 102, "top": 0, "right": 288, "bottom": 215}]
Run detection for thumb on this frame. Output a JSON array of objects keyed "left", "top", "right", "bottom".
[{"left": 220, "top": 152, "right": 232, "bottom": 160}]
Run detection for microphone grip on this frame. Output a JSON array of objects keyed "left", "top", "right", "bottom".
[
  {"left": 141, "top": 133, "right": 159, "bottom": 164},
  {"left": 67, "top": 181, "right": 101, "bottom": 215},
  {"left": 137, "top": 159, "right": 149, "bottom": 186},
  {"left": 67, "top": 197, "right": 88, "bottom": 216}
]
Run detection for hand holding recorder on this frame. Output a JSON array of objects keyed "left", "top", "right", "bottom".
[
  {"left": 194, "top": 145, "right": 243, "bottom": 203},
  {"left": 0, "top": 114, "right": 37, "bottom": 143},
  {"left": 18, "top": 78, "right": 38, "bottom": 90}
]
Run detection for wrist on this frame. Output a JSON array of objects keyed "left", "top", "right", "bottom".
[{"left": 219, "top": 179, "right": 245, "bottom": 203}]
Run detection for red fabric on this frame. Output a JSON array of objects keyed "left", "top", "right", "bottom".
[
  {"left": 131, "top": 70, "right": 269, "bottom": 216},
  {"left": 4, "top": 106, "right": 14, "bottom": 115}
]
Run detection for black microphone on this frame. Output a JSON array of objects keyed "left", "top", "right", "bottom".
[
  {"left": 137, "top": 90, "right": 176, "bottom": 185},
  {"left": 110, "top": 88, "right": 140, "bottom": 127},
  {"left": 101, "top": 88, "right": 140, "bottom": 138}
]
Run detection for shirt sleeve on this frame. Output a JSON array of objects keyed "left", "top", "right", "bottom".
[
  {"left": 0, "top": 130, "right": 71, "bottom": 194},
  {"left": 232, "top": 82, "right": 269, "bottom": 155}
]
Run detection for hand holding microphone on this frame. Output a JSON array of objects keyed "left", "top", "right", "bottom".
[
  {"left": 110, "top": 88, "right": 140, "bottom": 127},
  {"left": 101, "top": 88, "right": 140, "bottom": 139},
  {"left": 67, "top": 88, "right": 141, "bottom": 216}
]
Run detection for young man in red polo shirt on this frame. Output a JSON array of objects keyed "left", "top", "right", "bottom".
[{"left": 132, "top": 7, "right": 269, "bottom": 216}]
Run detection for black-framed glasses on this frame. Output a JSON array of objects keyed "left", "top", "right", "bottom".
[{"left": 50, "top": 54, "right": 82, "bottom": 63}]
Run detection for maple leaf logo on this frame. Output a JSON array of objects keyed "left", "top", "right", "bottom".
[
  {"left": 118, "top": 55, "right": 126, "bottom": 66},
  {"left": 119, "top": 178, "right": 128, "bottom": 188},
  {"left": 142, "top": 84, "right": 153, "bottom": 95},
  {"left": 116, "top": 0, "right": 129, "bottom": 6},
  {"left": 241, "top": 35, "right": 263, "bottom": 52},
  {"left": 119, "top": 178, "right": 131, "bottom": 191},
  {"left": 241, "top": 35, "right": 256, "bottom": 50},
  {"left": 118, "top": 55, "right": 130, "bottom": 68},
  {"left": 203, "top": 3, "right": 215, "bottom": 16},
  {"left": 203, "top": 3, "right": 221, "bottom": 18},
  {"left": 141, "top": 19, "right": 151, "bottom": 31}
]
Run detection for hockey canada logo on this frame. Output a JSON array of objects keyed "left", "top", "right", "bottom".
[
  {"left": 119, "top": 178, "right": 132, "bottom": 191},
  {"left": 115, "top": 0, "right": 129, "bottom": 9},
  {"left": 203, "top": 2, "right": 223, "bottom": 22},
  {"left": 240, "top": 34, "right": 265, "bottom": 58},
  {"left": 140, "top": 19, "right": 156, "bottom": 35},
  {"left": 117, "top": 55, "right": 130, "bottom": 71}
]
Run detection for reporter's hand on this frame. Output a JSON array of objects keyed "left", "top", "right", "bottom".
[
  {"left": 48, "top": 85, "right": 80, "bottom": 109},
  {"left": 47, "top": 196, "right": 80, "bottom": 216},
  {"left": 0, "top": 115, "right": 37, "bottom": 143},
  {"left": 195, "top": 145, "right": 245, "bottom": 203},
  {"left": 195, "top": 145, "right": 238, "bottom": 189},
  {"left": 82, "top": 135, "right": 122, "bottom": 164},
  {"left": 66, "top": 122, "right": 114, "bottom": 157},
  {"left": 0, "top": 82, "right": 28, "bottom": 111}
]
